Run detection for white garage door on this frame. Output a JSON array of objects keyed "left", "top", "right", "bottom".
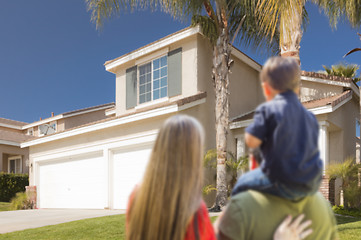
[
  {"left": 38, "top": 152, "right": 106, "bottom": 209},
  {"left": 113, "top": 144, "right": 152, "bottom": 209}
]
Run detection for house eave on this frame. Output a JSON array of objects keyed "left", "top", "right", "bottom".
[
  {"left": 0, "top": 140, "right": 20, "bottom": 147},
  {"left": 105, "top": 26, "right": 201, "bottom": 73},
  {"left": 21, "top": 96, "right": 206, "bottom": 148}
]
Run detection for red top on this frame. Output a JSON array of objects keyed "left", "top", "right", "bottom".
[{"left": 126, "top": 188, "right": 216, "bottom": 240}]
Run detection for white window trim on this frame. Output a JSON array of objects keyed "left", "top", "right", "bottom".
[
  {"left": 38, "top": 121, "right": 57, "bottom": 137},
  {"left": 137, "top": 54, "right": 168, "bottom": 106},
  {"left": 27, "top": 127, "right": 34, "bottom": 136},
  {"left": 8, "top": 155, "right": 22, "bottom": 174}
]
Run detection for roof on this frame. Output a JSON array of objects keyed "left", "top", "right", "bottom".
[
  {"left": 231, "top": 90, "right": 353, "bottom": 123},
  {"left": 0, "top": 130, "right": 34, "bottom": 144},
  {"left": 301, "top": 71, "right": 353, "bottom": 84},
  {"left": 62, "top": 103, "right": 115, "bottom": 117},
  {"left": 22, "top": 102, "right": 115, "bottom": 129},
  {"left": 22, "top": 92, "right": 207, "bottom": 147},
  {"left": 105, "top": 27, "right": 194, "bottom": 66},
  {"left": 302, "top": 90, "right": 352, "bottom": 109},
  {"left": 0, "top": 118, "right": 28, "bottom": 127}
]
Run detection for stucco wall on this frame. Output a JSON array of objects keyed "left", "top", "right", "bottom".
[
  {"left": 0, "top": 144, "right": 29, "bottom": 174},
  {"left": 64, "top": 110, "right": 109, "bottom": 130},
  {"left": 300, "top": 81, "right": 343, "bottom": 102},
  {"left": 115, "top": 35, "right": 199, "bottom": 117},
  {"left": 327, "top": 99, "right": 359, "bottom": 162}
]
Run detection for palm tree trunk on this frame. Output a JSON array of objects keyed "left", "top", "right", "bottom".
[
  {"left": 279, "top": 3, "right": 302, "bottom": 64},
  {"left": 213, "top": 23, "right": 231, "bottom": 210}
]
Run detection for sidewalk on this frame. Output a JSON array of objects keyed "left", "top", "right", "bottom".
[{"left": 0, "top": 209, "right": 125, "bottom": 234}]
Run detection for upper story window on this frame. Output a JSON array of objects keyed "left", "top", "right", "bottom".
[
  {"left": 39, "top": 121, "right": 57, "bottom": 136},
  {"left": 138, "top": 56, "right": 168, "bottom": 104},
  {"left": 125, "top": 47, "right": 182, "bottom": 110}
]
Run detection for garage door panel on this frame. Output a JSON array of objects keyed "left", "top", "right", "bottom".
[
  {"left": 113, "top": 144, "right": 152, "bottom": 209},
  {"left": 39, "top": 152, "right": 106, "bottom": 209}
]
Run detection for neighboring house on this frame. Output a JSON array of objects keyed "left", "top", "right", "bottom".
[
  {"left": 0, "top": 118, "right": 33, "bottom": 174},
  {"left": 1, "top": 103, "right": 114, "bottom": 175},
  {"left": 22, "top": 26, "right": 359, "bottom": 209}
]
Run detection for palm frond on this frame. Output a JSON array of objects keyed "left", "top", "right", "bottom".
[
  {"left": 191, "top": 15, "right": 218, "bottom": 45},
  {"left": 344, "top": 48, "right": 361, "bottom": 57}
]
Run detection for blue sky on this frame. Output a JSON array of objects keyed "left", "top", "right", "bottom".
[{"left": 1, "top": 1, "right": 360, "bottom": 123}]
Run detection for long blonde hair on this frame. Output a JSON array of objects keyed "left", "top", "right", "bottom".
[{"left": 127, "top": 114, "right": 205, "bottom": 240}]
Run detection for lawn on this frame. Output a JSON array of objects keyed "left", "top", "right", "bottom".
[
  {"left": 0, "top": 202, "right": 11, "bottom": 212},
  {"left": 336, "top": 215, "right": 361, "bottom": 240},
  {"left": 0, "top": 214, "right": 359, "bottom": 239}
]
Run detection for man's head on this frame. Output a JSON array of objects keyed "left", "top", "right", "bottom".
[{"left": 260, "top": 57, "right": 300, "bottom": 101}]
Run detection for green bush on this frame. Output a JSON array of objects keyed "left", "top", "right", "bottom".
[
  {"left": 10, "top": 192, "right": 34, "bottom": 210},
  {"left": 333, "top": 205, "right": 361, "bottom": 218},
  {"left": 0, "top": 173, "right": 29, "bottom": 202}
]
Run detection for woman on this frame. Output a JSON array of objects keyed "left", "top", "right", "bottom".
[{"left": 126, "top": 115, "right": 311, "bottom": 240}]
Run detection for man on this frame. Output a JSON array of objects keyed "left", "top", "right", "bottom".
[{"left": 217, "top": 151, "right": 338, "bottom": 240}]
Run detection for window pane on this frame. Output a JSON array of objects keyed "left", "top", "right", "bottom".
[
  {"left": 146, "top": 73, "right": 151, "bottom": 82},
  {"left": 160, "top": 56, "right": 167, "bottom": 67},
  {"left": 161, "top": 77, "right": 167, "bottom": 87},
  {"left": 145, "top": 63, "right": 151, "bottom": 72},
  {"left": 139, "top": 94, "right": 146, "bottom": 104},
  {"left": 146, "top": 83, "right": 151, "bottom": 92},
  {"left": 153, "top": 59, "right": 160, "bottom": 69},
  {"left": 153, "top": 89, "right": 160, "bottom": 100},
  {"left": 140, "top": 76, "right": 145, "bottom": 85},
  {"left": 154, "top": 80, "right": 159, "bottom": 89},
  {"left": 146, "top": 93, "right": 151, "bottom": 102},
  {"left": 153, "top": 70, "right": 159, "bottom": 79},
  {"left": 161, "top": 67, "right": 167, "bottom": 77},
  {"left": 140, "top": 85, "right": 145, "bottom": 94},
  {"left": 10, "top": 160, "right": 15, "bottom": 173},
  {"left": 160, "top": 87, "right": 167, "bottom": 98}
]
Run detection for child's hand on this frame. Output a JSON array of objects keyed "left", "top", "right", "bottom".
[{"left": 273, "top": 214, "right": 313, "bottom": 240}]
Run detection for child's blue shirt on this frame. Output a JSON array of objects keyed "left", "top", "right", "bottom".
[{"left": 246, "top": 90, "right": 323, "bottom": 191}]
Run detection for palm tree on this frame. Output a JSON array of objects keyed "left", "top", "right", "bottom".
[
  {"left": 256, "top": 0, "right": 361, "bottom": 63},
  {"left": 322, "top": 63, "right": 360, "bottom": 83},
  {"left": 344, "top": 33, "right": 361, "bottom": 57},
  {"left": 85, "top": 0, "right": 277, "bottom": 209}
]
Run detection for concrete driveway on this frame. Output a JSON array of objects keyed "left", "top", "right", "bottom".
[{"left": 0, "top": 209, "right": 125, "bottom": 234}]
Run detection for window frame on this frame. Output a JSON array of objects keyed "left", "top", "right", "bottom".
[
  {"left": 137, "top": 55, "right": 168, "bottom": 105},
  {"left": 8, "top": 155, "right": 22, "bottom": 174}
]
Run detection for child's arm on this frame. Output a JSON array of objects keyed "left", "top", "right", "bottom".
[{"left": 245, "top": 133, "right": 262, "bottom": 148}]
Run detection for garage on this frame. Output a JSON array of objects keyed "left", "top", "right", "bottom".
[
  {"left": 38, "top": 151, "right": 106, "bottom": 209},
  {"left": 112, "top": 143, "right": 153, "bottom": 209}
]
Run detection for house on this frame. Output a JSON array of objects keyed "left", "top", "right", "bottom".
[
  {"left": 0, "top": 118, "right": 33, "bottom": 174},
  {"left": 22, "top": 26, "right": 359, "bottom": 209},
  {"left": 1, "top": 103, "right": 114, "bottom": 174}
]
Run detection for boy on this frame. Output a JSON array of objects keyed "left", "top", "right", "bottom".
[{"left": 232, "top": 57, "right": 323, "bottom": 200}]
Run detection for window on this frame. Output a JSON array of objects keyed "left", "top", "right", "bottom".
[
  {"left": 39, "top": 121, "right": 57, "bottom": 136},
  {"left": 8, "top": 156, "right": 22, "bottom": 174},
  {"left": 138, "top": 56, "right": 168, "bottom": 104}
]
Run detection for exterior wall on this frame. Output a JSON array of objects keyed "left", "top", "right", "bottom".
[
  {"left": 300, "top": 81, "right": 343, "bottom": 102},
  {"left": 0, "top": 126, "right": 22, "bottom": 133},
  {"left": 327, "top": 99, "right": 359, "bottom": 162},
  {"left": 57, "top": 119, "right": 65, "bottom": 132},
  {"left": 0, "top": 144, "right": 29, "bottom": 174},
  {"left": 63, "top": 110, "right": 109, "bottom": 130},
  {"left": 115, "top": 35, "right": 199, "bottom": 116}
]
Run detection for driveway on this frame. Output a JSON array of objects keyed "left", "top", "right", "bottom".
[{"left": 0, "top": 209, "right": 125, "bottom": 234}]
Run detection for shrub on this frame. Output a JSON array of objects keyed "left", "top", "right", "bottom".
[
  {"left": 327, "top": 157, "right": 361, "bottom": 210},
  {"left": 10, "top": 192, "right": 34, "bottom": 210},
  {"left": 332, "top": 205, "right": 361, "bottom": 218},
  {"left": 0, "top": 173, "right": 29, "bottom": 202}
]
